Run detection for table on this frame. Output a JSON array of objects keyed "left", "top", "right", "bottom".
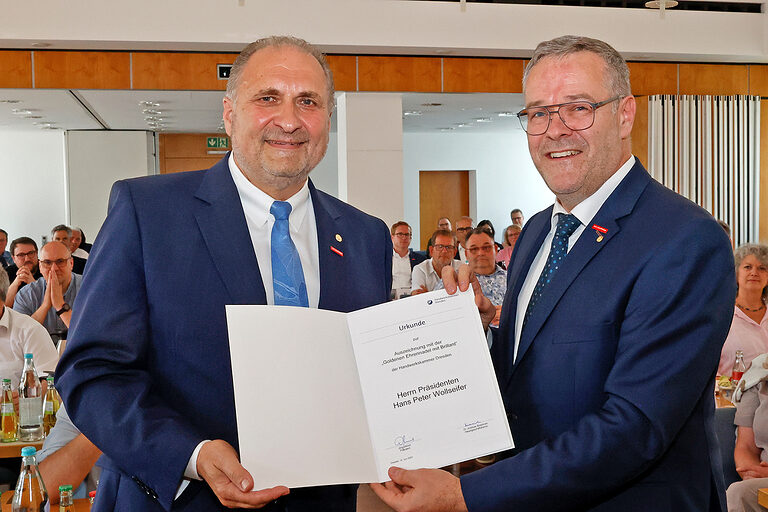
[
  {"left": 0, "top": 440, "right": 43, "bottom": 459},
  {"left": 0, "top": 490, "right": 90, "bottom": 511},
  {"left": 758, "top": 487, "right": 768, "bottom": 509}
]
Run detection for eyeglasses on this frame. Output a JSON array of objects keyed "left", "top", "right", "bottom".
[
  {"left": 456, "top": 226, "right": 473, "bottom": 232},
  {"left": 393, "top": 232, "right": 412, "bottom": 238},
  {"left": 14, "top": 250, "right": 37, "bottom": 259},
  {"left": 432, "top": 244, "right": 455, "bottom": 252},
  {"left": 467, "top": 244, "right": 495, "bottom": 255},
  {"left": 517, "top": 96, "right": 622, "bottom": 136},
  {"left": 39, "top": 258, "right": 70, "bottom": 268}
]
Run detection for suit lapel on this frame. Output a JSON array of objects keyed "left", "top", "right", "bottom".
[
  {"left": 510, "top": 161, "right": 652, "bottom": 377},
  {"left": 193, "top": 157, "right": 267, "bottom": 305},
  {"left": 311, "top": 181, "right": 348, "bottom": 312}
]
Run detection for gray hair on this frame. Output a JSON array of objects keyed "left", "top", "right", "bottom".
[
  {"left": 523, "top": 35, "right": 631, "bottom": 101},
  {"left": 51, "top": 224, "right": 72, "bottom": 237},
  {"left": 0, "top": 268, "right": 8, "bottom": 302},
  {"left": 734, "top": 243, "right": 768, "bottom": 301},
  {"left": 225, "top": 35, "right": 335, "bottom": 111}
]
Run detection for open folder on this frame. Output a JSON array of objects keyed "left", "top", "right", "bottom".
[{"left": 226, "top": 289, "right": 513, "bottom": 489}]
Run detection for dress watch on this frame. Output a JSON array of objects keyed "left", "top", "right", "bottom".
[{"left": 56, "top": 303, "right": 71, "bottom": 316}]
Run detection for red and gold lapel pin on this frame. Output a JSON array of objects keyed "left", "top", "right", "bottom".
[
  {"left": 331, "top": 234, "right": 344, "bottom": 257},
  {"left": 591, "top": 224, "right": 607, "bottom": 243}
]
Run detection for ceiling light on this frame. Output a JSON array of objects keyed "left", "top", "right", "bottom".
[
  {"left": 497, "top": 112, "right": 516, "bottom": 117},
  {"left": 139, "top": 101, "right": 160, "bottom": 108},
  {"left": 645, "top": 0, "right": 678, "bottom": 7},
  {"left": 0, "top": 100, "right": 21, "bottom": 104},
  {"left": 11, "top": 109, "right": 33, "bottom": 116},
  {"left": 31, "top": 42, "right": 52, "bottom": 48},
  {"left": 32, "top": 121, "right": 52, "bottom": 126},
  {"left": 455, "top": 123, "right": 471, "bottom": 128},
  {"left": 24, "top": 115, "right": 42, "bottom": 119},
  {"left": 142, "top": 109, "right": 162, "bottom": 115},
  {"left": 474, "top": 117, "right": 492, "bottom": 123},
  {"left": 421, "top": 103, "right": 442, "bottom": 107},
  {"left": 403, "top": 110, "right": 423, "bottom": 116},
  {"left": 438, "top": 127, "right": 456, "bottom": 131}
]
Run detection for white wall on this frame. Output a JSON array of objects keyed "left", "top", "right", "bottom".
[
  {"left": 403, "top": 130, "right": 555, "bottom": 248},
  {"left": 0, "top": 131, "right": 67, "bottom": 246},
  {"left": 310, "top": 132, "right": 338, "bottom": 198},
  {"left": 66, "top": 131, "right": 155, "bottom": 241}
]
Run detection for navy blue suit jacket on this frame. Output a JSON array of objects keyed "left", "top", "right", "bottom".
[
  {"left": 461, "top": 160, "right": 735, "bottom": 512},
  {"left": 56, "top": 157, "right": 392, "bottom": 512}
]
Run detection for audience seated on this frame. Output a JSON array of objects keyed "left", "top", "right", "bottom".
[
  {"left": 726, "top": 356, "right": 768, "bottom": 511},
  {"left": 437, "top": 217, "right": 452, "bottom": 232},
  {"left": 411, "top": 229, "right": 461, "bottom": 295},
  {"left": 454, "top": 216, "right": 473, "bottom": 263},
  {"left": 0, "top": 269, "right": 58, "bottom": 387},
  {"left": 4, "top": 237, "right": 42, "bottom": 308},
  {"left": 466, "top": 228, "right": 506, "bottom": 326},
  {"left": 718, "top": 244, "right": 768, "bottom": 376},
  {"left": 390, "top": 221, "right": 426, "bottom": 299},
  {"left": 476, "top": 219, "right": 503, "bottom": 252},
  {"left": 13, "top": 242, "right": 80, "bottom": 337},
  {"left": 51, "top": 225, "right": 86, "bottom": 275},
  {"left": 69, "top": 227, "right": 89, "bottom": 259},
  {"left": 0, "top": 229, "right": 11, "bottom": 270},
  {"left": 510, "top": 208, "right": 524, "bottom": 226},
  {"left": 496, "top": 224, "right": 522, "bottom": 269},
  {"left": 37, "top": 404, "right": 101, "bottom": 504}
]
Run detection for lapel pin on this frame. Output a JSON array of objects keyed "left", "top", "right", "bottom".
[
  {"left": 330, "top": 246, "right": 344, "bottom": 257},
  {"left": 591, "top": 224, "right": 608, "bottom": 243},
  {"left": 335, "top": 234, "right": 343, "bottom": 242}
]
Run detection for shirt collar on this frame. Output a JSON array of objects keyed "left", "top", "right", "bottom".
[
  {"left": 228, "top": 153, "right": 310, "bottom": 232},
  {"left": 551, "top": 155, "right": 635, "bottom": 226}
]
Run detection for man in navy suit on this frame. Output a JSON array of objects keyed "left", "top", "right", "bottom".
[
  {"left": 372, "top": 36, "right": 734, "bottom": 512},
  {"left": 56, "top": 36, "right": 391, "bottom": 511}
]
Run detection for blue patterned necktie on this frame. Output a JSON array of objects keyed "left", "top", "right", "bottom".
[
  {"left": 524, "top": 213, "right": 581, "bottom": 327},
  {"left": 270, "top": 201, "right": 309, "bottom": 307}
]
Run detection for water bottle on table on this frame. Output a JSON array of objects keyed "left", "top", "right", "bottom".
[{"left": 12, "top": 446, "right": 48, "bottom": 512}]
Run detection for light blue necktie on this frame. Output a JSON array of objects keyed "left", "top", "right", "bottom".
[
  {"left": 524, "top": 213, "right": 580, "bottom": 327},
  {"left": 270, "top": 201, "right": 309, "bottom": 307}
]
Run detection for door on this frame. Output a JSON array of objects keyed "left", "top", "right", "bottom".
[{"left": 418, "top": 170, "right": 470, "bottom": 250}]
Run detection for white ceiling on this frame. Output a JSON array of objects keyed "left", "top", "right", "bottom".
[{"left": 0, "top": 89, "right": 526, "bottom": 134}]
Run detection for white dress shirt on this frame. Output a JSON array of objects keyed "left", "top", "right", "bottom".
[
  {"left": 411, "top": 258, "right": 462, "bottom": 293},
  {"left": 181, "top": 154, "right": 322, "bottom": 491},
  {"left": 0, "top": 306, "right": 59, "bottom": 388},
  {"left": 513, "top": 156, "right": 635, "bottom": 360},
  {"left": 392, "top": 250, "right": 413, "bottom": 293}
]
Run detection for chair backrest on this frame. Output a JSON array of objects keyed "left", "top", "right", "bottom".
[{"left": 714, "top": 406, "right": 740, "bottom": 488}]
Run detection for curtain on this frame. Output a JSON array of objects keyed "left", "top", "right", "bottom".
[{"left": 648, "top": 95, "right": 760, "bottom": 247}]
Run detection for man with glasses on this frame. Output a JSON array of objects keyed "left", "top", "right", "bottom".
[
  {"left": 51, "top": 225, "right": 86, "bottom": 275},
  {"left": 391, "top": 221, "right": 426, "bottom": 298},
  {"left": 509, "top": 209, "right": 524, "bottom": 227},
  {"left": 465, "top": 228, "right": 505, "bottom": 327},
  {"left": 373, "top": 35, "right": 734, "bottom": 512},
  {"left": 410, "top": 229, "right": 461, "bottom": 295},
  {"left": 4, "top": 237, "right": 42, "bottom": 308},
  {"left": 14, "top": 241, "right": 80, "bottom": 335},
  {"left": 454, "top": 216, "right": 473, "bottom": 263}
]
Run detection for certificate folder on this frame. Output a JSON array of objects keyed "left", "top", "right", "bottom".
[{"left": 226, "top": 289, "right": 513, "bottom": 488}]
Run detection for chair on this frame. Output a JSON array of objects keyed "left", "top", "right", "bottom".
[{"left": 714, "top": 406, "right": 740, "bottom": 488}]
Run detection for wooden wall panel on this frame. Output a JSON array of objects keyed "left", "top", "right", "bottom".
[
  {"left": 159, "top": 133, "right": 230, "bottom": 174},
  {"left": 0, "top": 51, "right": 32, "bottom": 88},
  {"left": 679, "top": 64, "right": 749, "bottom": 95},
  {"left": 761, "top": 100, "right": 768, "bottom": 244},
  {"left": 631, "top": 96, "right": 648, "bottom": 167},
  {"left": 358, "top": 56, "right": 441, "bottom": 92},
  {"left": 132, "top": 53, "right": 236, "bottom": 90},
  {"left": 627, "top": 62, "right": 677, "bottom": 96},
  {"left": 443, "top": 58, "right": 524, "bottom": 93},
  {"left": 749, "top": 65, "right": 768, "bottom": 96},
  {"left": 326, "top": 55, "right": 356, "bottom": 92},
  {"left": 34, "top": 51, "right": 130, "bottom": 89}
]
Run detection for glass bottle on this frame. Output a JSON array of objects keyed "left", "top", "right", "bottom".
[
  {"left": 58, "top": 485, "right": 74, "bottom": 512},
  {"left": 732, "top": 350, "right": 747, "bottom": 387},
  {"left": 42, "top": 377, "right": 60, "bottom": 437},
  {"left": 1, "top": 379, "right": 18, "bottom": 442},
  {"left": 12, "top": 446, "right": 48, "bottom": 512},
  {"left": 18, "top": 354, "right": 43, "bottom": 442}
]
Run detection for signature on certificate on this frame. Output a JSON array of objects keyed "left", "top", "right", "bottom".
[{"left": 394, "top": 434, "right": 415, "bottom": 450}]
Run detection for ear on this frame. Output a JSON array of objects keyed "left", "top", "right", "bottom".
[
  {"left": 619, "top": 95, "right": 636, "bottom": 140},
  {"left": 222, "top": 96, "right": 234, "bottom": 137}
]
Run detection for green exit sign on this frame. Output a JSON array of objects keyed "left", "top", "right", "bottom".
[{"left": 207, "top": 136, "right": 230, "bottom": 148}]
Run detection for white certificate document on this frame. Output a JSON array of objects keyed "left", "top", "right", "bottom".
[{"left": 226, "top": 289, "right": 513, "bottom": 489}]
